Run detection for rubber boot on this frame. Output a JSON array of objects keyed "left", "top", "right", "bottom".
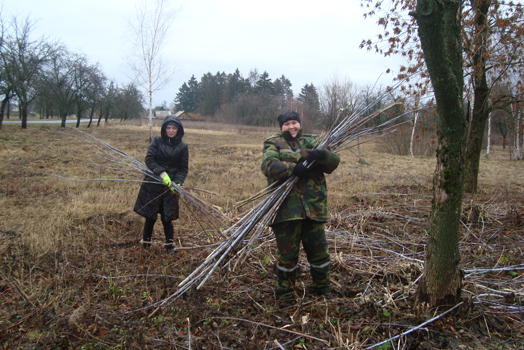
[
  {"left": 141, "top": 218, "right": 155, "bottom": 250},
  {"left": 275, "top": 267, "right": 297, "bottom": 302},
  {"left": 310, "top": 262, "right": 331, "bottom": 297},
  {"left": 163, "top": 221, "right": 175, "bottom": 255}
]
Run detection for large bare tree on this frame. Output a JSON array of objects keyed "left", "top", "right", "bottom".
[
  {"left": 126, "top": 0, "right": 179, "bottom": 141},
  {"left": 0, "top": 16, "right": 57, "bottom": 129},
  {"left": 42, "top": 50, "right": 92, "bottom": 128},
  {"left": 0, "top": 14, "right": 15, "bottom": 130},
  {"left": 361, "top": 0, "right": 524, "bottom": 193},
  {"left": 412, "top": 0, "right": 467, "bottom": 306},
  {"left": 85, "top": 69, "right": 107, "bottom": 128},
  {"left": 319, "top": 72, "right": 359, "bottom": 129}
]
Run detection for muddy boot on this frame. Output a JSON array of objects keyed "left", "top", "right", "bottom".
[
  {"left": 309, "top": 261, "right": 331, "bottom": 297},
  {"left": 140, "top": 239, "right": 152, "bottom": 250},
  {"left": 163, "top": 221, "right": 175, "bottom": 255},
  {"left": 275, "top": 266, "right": 297, "bottom": 303},
  {"left": 141, "top": 218, "right": 155, "bottom": 250},
  {"left": 164, "top": 242, "right": 175, "bottom": 255}
]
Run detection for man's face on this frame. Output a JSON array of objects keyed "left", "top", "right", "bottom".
[{"left": 282, "top": 120, "right": 300, "bottom": 138}]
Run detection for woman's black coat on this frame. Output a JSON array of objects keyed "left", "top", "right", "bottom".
[{"left": 134, "top": 116, "right": 189, "bottom": 221}]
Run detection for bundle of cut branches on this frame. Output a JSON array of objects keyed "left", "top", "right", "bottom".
[
  {"left": 40, "top": 127, "right": 228, "bottom": 234},
  {"left": 179, "top": 103, "right": 405, "bottom": 277},
  {"left": 128, "top": 94, "right": 418, "bottom": 313}
]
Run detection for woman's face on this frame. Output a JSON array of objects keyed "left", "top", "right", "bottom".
[
  {"left": 166, "top": 125, "right": 178, "bottom": 138},
  {"left": 281, "top": 120, "right": 300, "bottom": 138}
]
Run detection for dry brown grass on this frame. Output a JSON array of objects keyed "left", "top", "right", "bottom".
[{"left": 1, "top": 122, "right": 523, "bottom": 349}]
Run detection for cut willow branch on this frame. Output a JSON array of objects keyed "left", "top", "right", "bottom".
[
  {"left": 66, "top": 263, "right": 182, "bottom": 280},
  {"left": 463, "top": 265, "right": 524, "bottom": 277},
  {"left": 364, "top": 302, "right": 464, "bottom": 349},
  {"left": 209, "top": 317, "right": 329, "bottom": 344}
]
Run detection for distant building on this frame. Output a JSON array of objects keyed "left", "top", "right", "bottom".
[
  {"left": 174, "top": 111, "right": 189, "bottom": 119},
  {"left": 153, "top": 106, "right": 171, "bottom": 118}
]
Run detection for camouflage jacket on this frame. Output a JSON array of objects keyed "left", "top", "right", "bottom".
[{"left": 261, "top": 129, "right": 340, "bottom": 225}]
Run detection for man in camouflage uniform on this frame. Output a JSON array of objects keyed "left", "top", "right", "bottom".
[{"left": 261, "top": 110, "right": 340, "bottom": 299}]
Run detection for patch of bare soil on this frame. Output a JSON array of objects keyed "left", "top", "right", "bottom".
[{"left": 1, "top": 188, "right": 523, "bottom": 349}]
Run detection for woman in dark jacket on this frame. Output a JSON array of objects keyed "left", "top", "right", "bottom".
[{"left": 134, "top": 115, "right": 189, "bottom": 254}]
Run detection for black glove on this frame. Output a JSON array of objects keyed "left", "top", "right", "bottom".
[
  {"left": 308, "top": 149, "right": 327, "bottom": 162},
  {"left": 292, "top": 159, "right": 309, "bottom": 178}
]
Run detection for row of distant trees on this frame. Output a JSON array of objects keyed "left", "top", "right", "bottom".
[
  {"left": 172, "top": 66, "right": 521, "bottom": 157},
  {"left": 174, "top": 68, "right": 407, "bottom": 131},
  {"left": 1, "top": 11, "right": 403, "bottom": 134},
  {"left": 0, "top": 15, "right": 145, "bottom": 129},
  {"left": 1, "top": 12, "right": 402, "bottom": 134},
  {"left": 175, "top": 69, "right": 313, "bottom": 127}
]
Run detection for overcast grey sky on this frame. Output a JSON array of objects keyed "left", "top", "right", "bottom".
[{"left": 3, "top": 0, "right": 406, "bottom": 108}]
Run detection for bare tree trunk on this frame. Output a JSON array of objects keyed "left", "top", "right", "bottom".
[
  {"left": 410, "top": 110, "right": 419, "bottom": 157},
  {"left": 88, "top": 108, "right": 95, "bottom": 128},
  {"left": 0, "top": 96, "right": 9, "bottom": 130},
  {"left": 127, "top": 0, "right": 178, "bottom": 142},
  {"left": 513, "top": 104, "right": 522, "bottom": 160},
  {"left": 486, "top": 112, "right": 491, "bottom": 159},
  {"left": 517, "top": 108, "right": 524, "bottom": 159},
  {"left": 463, "top": 0, "right": 492, "bottom": 193},
  {"left": 149, "top": 90, "right": 153, "bottom": 141},
  {"left": 97, "top": 111, "right": 104, "bottom": 127},
  {"left": 21, "top": 104, "right": 28, "bottom": 129},
  {"left": 60, "top": 110, "right": 68, "bottom": 128},
  {"left": 413, "top": 0, "right": 465, "bottom": 307},
  {"left": 511, "top": 103, "right": 522, "bottom": 160}
]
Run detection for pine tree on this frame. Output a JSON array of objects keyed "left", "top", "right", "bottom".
[{"left": 175, "top": 75, "right": 200, "bottom": 112}]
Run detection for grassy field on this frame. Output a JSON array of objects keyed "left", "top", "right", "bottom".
[{"left": 1, "top": 122, "right": 523, "bottom": 349}]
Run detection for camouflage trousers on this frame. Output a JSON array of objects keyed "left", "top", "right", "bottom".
[{"left": 272, "top": 219, "right": 330, "bottom": 297}]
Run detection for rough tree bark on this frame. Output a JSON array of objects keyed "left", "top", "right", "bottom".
[
  {"left": 413, "top": 0, "right": 467, "bottom": 306},
  {"left": 463, "top": 0, "right": 492, "bottom": 193}
]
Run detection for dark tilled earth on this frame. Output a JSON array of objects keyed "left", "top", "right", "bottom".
[{"left": 1, "top": 189, "right": 523, "bottom": 349}]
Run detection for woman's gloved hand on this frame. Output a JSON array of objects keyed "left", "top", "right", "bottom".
[
  {"left": 307, "top": 149, "right": 328, "bottom": 162},
  {"left": 167, "top": 183, "right": 182, "bottom": 193},
  {"left": 171, "top": 183, "right": 181, "bottom": 193},
  {"left": 292, "top": 159, "right": 309, "bottom": 178},
  {"left": 160, "top": 172, "right": 172, "bottom": 187}
]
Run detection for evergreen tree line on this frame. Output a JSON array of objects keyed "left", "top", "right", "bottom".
[
  {"left": 174, "top": 68, "right": 407, "bottom": 131},
  {"left": 175, "top": 68, "right": 323, "bottom": 129}
]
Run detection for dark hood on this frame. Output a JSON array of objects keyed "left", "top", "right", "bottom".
[{"left": 161, "top": 115, "right": 185, "bottom": 143}]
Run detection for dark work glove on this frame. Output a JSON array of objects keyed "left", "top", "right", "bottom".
[
  {"left": 292, "top": 159, "right": 309, "bottom": 178},
  {"left": 308, "top": 149, "right": 328, "bottom": 162}
]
